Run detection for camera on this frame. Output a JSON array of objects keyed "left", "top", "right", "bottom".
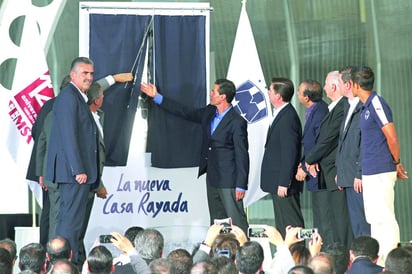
[
  {"left": 217, "top": 249, "right": 231, "bottom": 258},
  {"left": 214, "top": 217, "right": 232, "bottom": 233},
  {"left": 99, "top": 234, "right": 114, "bottom": 243},
  {"left": 248, "top": 225, "right": 267, "bottom": 238},
  {"left": 298, "top": 228, "right": 318, "bottom": 239}
]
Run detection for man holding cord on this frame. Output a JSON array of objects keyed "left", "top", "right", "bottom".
[{"left": 140, "top": 79, "right": 250, "bottom": 234}]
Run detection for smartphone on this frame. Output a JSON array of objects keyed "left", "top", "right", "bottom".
[
  {"left": 217, "top": 249, "right": 231, "bottom": 258},
  {"left": 99, "top": 234, "right": 114, "bottom": 243},
  {"left": 248, "top": 227, "right": 267, "bottom": 238},
  {"left": 214, "top": 217, "right": 233, "bottom": 233},
  {"left": 298, "top": 228, "right": 318, "bottom": 239}
]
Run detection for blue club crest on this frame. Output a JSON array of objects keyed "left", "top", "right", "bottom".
[{"left": 233, "top": 80, "right": 268, "bottom": 124}]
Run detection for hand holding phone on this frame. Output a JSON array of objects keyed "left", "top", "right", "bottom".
[
  {"left": 214, "top": 217, "right": 233, "bottom": 233},
  {"left": 298, "top": 228, "right": 318, "bottom": 239},
  {"left": 99, "top": 234, "right": 114, "bottom": 243},
  {"left": 247, "top": 225, "right": 267, "bottom": 238}
]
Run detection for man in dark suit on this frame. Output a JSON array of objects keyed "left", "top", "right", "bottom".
[
  {"left": 77, "top": 82, "right": 109, "bottom": 265},
  {"left": 140, "top": 79, "right": 250, "bottom": 234},
  {"left": 295, "top": 79, "right": 329, "bottom": 242},
  {"left": 336, "top": 67, "right": 370, "bottom": 238},
  {"left": 27, "top": 96, "right": 54, "bottom": 246},
  {"left": 305, "top": 70, "right": 353, "bottom": 249},
  {"left": 347, "top": 236, "right": 383, "bottom": 274},
  {"left": 35, "top": 72, "right": 131, "bottom": 266},
  {"left": 45, "top": 57, "right": 99, "bottom": 266},
  {"left": 260, "top": 77, "right": 304, "bottom": 236}
]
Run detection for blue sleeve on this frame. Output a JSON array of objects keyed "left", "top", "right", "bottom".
[{"left": 153, "top": 93, "right": 163, "bottom": 104}]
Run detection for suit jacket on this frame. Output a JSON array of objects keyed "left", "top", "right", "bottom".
[
  {"left": 301, "top": 100, "right": 329, "bottom": 192},
  {"left": 45, "top": 83, "right": 99, "bottom": 185},
  {"left": 160, "top": 96, "right": 249, "bottom": 189},
  {"left": 36, "top": 111, "right": 57, "bottom": 190},
  {"left": 335, "top": 101, "right": 362, "bottom": 188},
  {"left": 306, "top": 97, "right": 347, "bottom": 190},
  {"left": 26, "top": 98, "right": 55, "bottom": 181},
  {"left": 28, "top": 76, "right": 111, "bottom": 182},
  {"left": 261, "top": 104, "right": 302, "bottom": 194},
  {"left": 95, "top": 109, "right": 106, "bottom": 190},
  {"left": 346, "top": 257, "right": 383, "bottom": 274}
]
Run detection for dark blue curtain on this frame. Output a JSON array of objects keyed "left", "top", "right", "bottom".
[
  {"left": 89, "top": 14, "right": 151, "bottom": 166},
  {"left": 89, "top": 14, "right": 206, "bottom": 168},
  {"left": 147, "top": 16, "right": 206, "bottom": 168}
]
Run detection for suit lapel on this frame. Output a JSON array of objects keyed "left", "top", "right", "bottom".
[
  {"left": 210, "top": 107, "right": 234, "bottom": 136},
  {"left": 303, "top": 103, "right": 320, "bottom": 137},
  {"left": 266, "top": 104, "right": 289, "bottom": 144},
  {"left": 70, "top": 83, "right": 96, "bottom": 123},
  {"left": 97, "top": 109, "right": 105, "bottom": 149},
  {"left": 319, "top": 97, "right": 345, "bottom": 128},
  {"left": 341, "top": 101, "right": 361, "bottom": 139}
]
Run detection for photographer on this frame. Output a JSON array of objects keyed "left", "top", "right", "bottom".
[
  {"left": 81, "top": 231, "right": 150, "bottom": 274},
  {"left": 192, "top": 223, "right": 247, "bottom": 264},
  {"left": 263, "top": 225, "right": 323, "bottom": 274}
]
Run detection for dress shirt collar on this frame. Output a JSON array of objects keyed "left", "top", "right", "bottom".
[
  {"left": 328, "top": 96, "right": 343, "bottom": 112},
  {"left": 71, "top": 81, "right": 88, "bottom": 102}
]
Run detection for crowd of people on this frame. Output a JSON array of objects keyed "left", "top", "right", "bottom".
[
  {"left": 7, "top": 56, "right": 408, "bottom": 274},
  {"left": 1, "top": 223, "right": 411, "bottom": 274}
]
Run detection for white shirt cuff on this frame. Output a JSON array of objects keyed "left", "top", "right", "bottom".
[{"left": 105, "top": 75, "right": 115, "bottom": 86}]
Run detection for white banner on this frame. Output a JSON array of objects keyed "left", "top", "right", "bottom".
[
  {"left": 2, "top": 2, "right": 55, "bottom": 210},
  {"left": 227, "top": 2, "right": 272, "bottom": 207},
  {"left": 85, "top": 152, "right": 209, "bottom": 256},
  {"left": 0, "top": 0, "right": 66, "bottom": 213}
]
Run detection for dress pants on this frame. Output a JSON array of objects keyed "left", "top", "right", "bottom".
[
  {"left": 45, "top": 181, "right": 60, "bottom": 241},
  {"left": 39, "top": 188, "right": 50, "bottom": 247},
  {"left": 345, "top": 187, "right": 370, "bottom": 237},
  {"left": 77, "top": 191, "right": 96, "bottom": 266},
  {"left": 56, "top": 183, "right": 91, "bottom": 265},
  {"left": 206, "top": 184, "right": 249, "bottom": 235},
  {"left": 312, "top": 189, "right": 353, "bottom": 249},
  {"left": 271, "top": 193, "right": 305, "bottom": 238}
]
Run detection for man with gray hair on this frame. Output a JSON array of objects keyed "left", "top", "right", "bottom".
[
  {"left": 49, "top": 259, "right": 78, "bottom": 274},
  {"left": 18, "top": 243, "right": 46, "bottom": 274},
  {"left": 45, "top": 57, "right": 98, "bottom": 266},
  {"left": 134, "top": 228, "right": 164, "bottom": 265},
  {"left": 46, "top": 236, "right": 72, "bottom": 272},
  {"left": 308, "top": 252, "right": 335, "bottom": 274},
  {"left": 110, "top": 229, "right": 162, "bottom": 274},
  {"left": 0, "top": 238, "right": 17, "bottom": 271},
  {"left": 305, "top": 71, "right": 353, "bottom": 249}
]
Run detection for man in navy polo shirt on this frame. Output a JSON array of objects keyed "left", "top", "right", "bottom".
[{"left": 350, "top": 66, "right": 408, "bottom": 266}]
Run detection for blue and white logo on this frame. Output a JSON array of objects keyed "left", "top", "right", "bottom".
[
  {"left": 364, "top": 109, "right": 370, "bottom": 120},
  {"left": 233, "top": 80, "right": 268, "bottom": 124}
]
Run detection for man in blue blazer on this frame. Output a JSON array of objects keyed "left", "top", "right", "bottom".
[
  {"left": 336, "top": 67, "right": 370, "bottom": 238},
  {"left": 260, "top": 77, "right": 304, "bottom": 237},
  {"left": 295, "top": 79, "right": 329, "bottom": 240},
  {"left": 46, "top": 57, "right": 99, "bottom": 266},
  {"left": 140, "top": 79, "right": 250, "bottom": 234}
]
